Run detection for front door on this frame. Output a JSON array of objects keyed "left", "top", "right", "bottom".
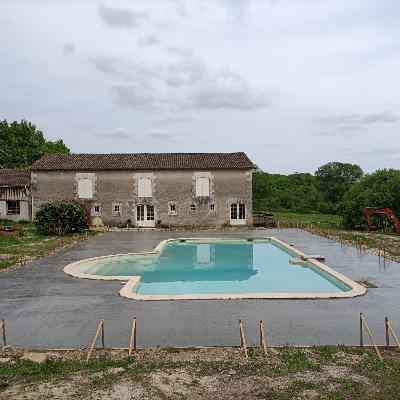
[
  {"left": 136, "top": 204, "right": 155, "bottom": 227},
  {"left": 230, "top": 203, "right": 246, "bottom": 226}
]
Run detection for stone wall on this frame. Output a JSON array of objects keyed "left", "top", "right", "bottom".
[{"left": 31, "top": 169, "right": 253, "bottom": 227}]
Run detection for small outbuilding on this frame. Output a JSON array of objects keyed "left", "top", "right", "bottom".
[{"left": 0, "top": 169, "right": 31, "bottom": 221}]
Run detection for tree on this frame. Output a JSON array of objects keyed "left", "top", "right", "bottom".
[
  {"left": 252, "top": 167, "right": 273, "bottom": 210},
  {"left": 337, "top": 169, "right": 400, "bottom": 229},
  {"left": 0, "top": 119, "right": 70, "bottom": 169},
  {"left": 314, "top": 162, "right": 363, "bottom": 205}
]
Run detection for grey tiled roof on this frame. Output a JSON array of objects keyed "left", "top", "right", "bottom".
[
  {"left": 30, "top": 153, "right": 255, "bottom": 171},
  {"left": 0, "top": 169, "right": 31, "bottom": 187}
]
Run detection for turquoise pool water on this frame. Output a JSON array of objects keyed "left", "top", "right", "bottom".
[{"left": 76, "top": 240, "right": 349, "bottom": 295}]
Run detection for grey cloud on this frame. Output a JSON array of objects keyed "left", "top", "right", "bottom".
[
  {"left": 166, "top": 45, "right": 193, "bottom": 59},
  {"left": 90, "top": 53, "right": 274, "bottom": 111},
  {"left": 155, "top": 113, "right": 197, "bottom": 124},
  {"left": 169, "top": 0, "right": 188, "bottom": 17},
  {"left": 138, "top": 35, "right": 160, "bottom": 47},
  {"left": 110, "top": 84, "right": 160, "bottom": 110},
  {"left": 97, "top": 3, "right": 148, "bottom": 29},
  {"left": 220, "top": 0, "right": 251, "bottom": 22},
  {"left": 311, "top": 125, "right": 368, "bottom": 137},
  {"left": 94, "top": 128, "right": 133, "bottom": 139},
  {"left": 354, "top": 148, "right": 400, "bottom": 156},
  {"left": 148, "top": 128, "right": 175, "bottom": 140},
  {"left": 62, "top": 42, "right": 75, "bottom": 56},
  {"left": 313, "top": 111, "right": 399, "bottom": 125}
]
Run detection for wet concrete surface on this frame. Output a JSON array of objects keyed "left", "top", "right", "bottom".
[{"left": 1, "top": 229, "right": 399, "bottom": 349}]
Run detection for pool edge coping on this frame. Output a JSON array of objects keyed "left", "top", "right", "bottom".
[{"left": 63, "top": 237, "right": 367, "bottom": 300}]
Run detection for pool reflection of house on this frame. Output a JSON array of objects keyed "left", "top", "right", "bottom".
[{"left": 138, "top": 242, "right": 255, "bottom": 283}]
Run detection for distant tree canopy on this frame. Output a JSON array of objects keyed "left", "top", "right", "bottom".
[
  {"left": 314, "top": 162, "right": 364, "bottom": 204},
  {"left": 0, "top": 119, "right": 70, "bottom": 169},
  {"left": 253, "top": 162, "right": 364, "bottom": 216},
  {"left": 337, "top": 169, "right": 400, "bottom": 229}
]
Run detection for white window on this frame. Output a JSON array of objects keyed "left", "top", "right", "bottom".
[
  {"left": 195, "top": 178, "right": 210, "bottom": 197},
  {"left": 170, "top": 204, "right": 176, "bottom": 212},
  {"left": 114, "top": 205, "right": 120, "bottom": 213},
  {"left": 190, "top": 204, "right": 196, "bottom": 212},
  {"left": 138, "top": 178, "right": 152, "bottom": 197},
  {"left": 77, "top": 179, "right": 93, "bottom": 199},
  {"left": 210, "top": 203, "right": 215, "bottom": 211}
]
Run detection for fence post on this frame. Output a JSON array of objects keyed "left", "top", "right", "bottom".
[
  {"left": 360, "top": 312, "right": 363, "bottom": 348},
  {"left": 260, "top": 320, "right": 267, "bottom": 357},
  {"left": 86, "top": 319, "right": 105, "bottom": 362},
  {"left": 385, "top": 317, "right": 389, "bottom": 350},
  {"left": 129, "top": 316, "right": 137, "bottom": 356},
  {"left": 1, "top": 318, "right": 6, "bottom": 346},
  {"left": 239, "top": 318, "right": 248, "bottom": 359}
]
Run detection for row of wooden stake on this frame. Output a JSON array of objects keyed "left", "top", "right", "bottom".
[
  {"left": 303, "top": 224, "right": 392, "bottom": 259},
  {"left": 8, "top": 232, "right": 91, "bottom": 270},
  {"left": 239, "top": 318, "right": 268, "bottom": 359},
  {"left": 360, "top": 313, "right": 400, "bottom": 361}
]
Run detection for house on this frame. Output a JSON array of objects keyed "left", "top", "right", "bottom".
[
  {"left": 0, "top": 169, "right": 31, "bottom": 221},
  {"left": 29, "top": 152, "right": 255, "bottom": 227}
]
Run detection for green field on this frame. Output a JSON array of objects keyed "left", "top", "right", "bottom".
[{"left": 254, "top": 211, "right": 342, "bottom": 225}]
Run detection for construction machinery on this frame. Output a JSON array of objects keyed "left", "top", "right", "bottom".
[{"left": 363, "top": 207, "right": 400, "bottom": 233}]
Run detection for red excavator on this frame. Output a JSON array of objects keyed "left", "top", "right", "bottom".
[{"left": 363, "top": 207, "right": 400, "bottom": 233}]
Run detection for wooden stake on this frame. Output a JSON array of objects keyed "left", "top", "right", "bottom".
[
  {"left": 360, "top": 312, "right": 363, "bottom": 348},
  {"left": 386, "top": 318, "right": 400, "bottom": 349},
  {"left": 277, "top": 221, "right": 280, "bottom": 229},
  {"left": 360, "top": 313, "right": 383, "bottom": 361},
  {"left": 260, "top": 320, "right": 267, "bottom": 357},
  {"left": 385, "top": 317, "right": 389, "bottom": 350},
  {"left": 102, "top": 320, "right": 105, "bottom": 350},
  {"left": 239, "top": 318, "right": 248, "bottom": 359},
  {"left": 129, "top": 316, "right": 137, "bottom": 356},
  {"left": 86, "top": 319, "right": 104, "bottom": 362},
  {"left": 1, "top": 319, "right": 6, "bottom": 347}
]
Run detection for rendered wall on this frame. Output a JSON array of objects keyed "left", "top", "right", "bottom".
[{"left": 0, "top": 200, "right": 30, "bottom": 222}]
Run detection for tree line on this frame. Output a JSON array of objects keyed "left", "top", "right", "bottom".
[{"left": 253, "top": 162, "right": 400, "bottom": 230}]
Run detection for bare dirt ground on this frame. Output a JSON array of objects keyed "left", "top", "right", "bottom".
[{"left": 1, "top": 346, "right": 400, "bottom": 400}]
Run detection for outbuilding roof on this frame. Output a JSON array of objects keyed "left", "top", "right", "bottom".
[
  {"left": 0, "top": 169, "right": 31, "bottom": 187},
  {"left": 30, "top": 152, "right": 255, "bottom": 171}
]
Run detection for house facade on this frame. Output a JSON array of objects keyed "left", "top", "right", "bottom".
[
  {"left": 30, "top": 153, "right": 255, "bottom": 227},
  {"left": 0, "top": 169, "right": 31, "bottom": 221}
]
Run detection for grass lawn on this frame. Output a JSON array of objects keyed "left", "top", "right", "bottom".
[
  {"left": 254, "top": 211, "right": 342, "bottom": 225},
  {"left": 0, "top": 220, "right": 98, "bottom": 271}
]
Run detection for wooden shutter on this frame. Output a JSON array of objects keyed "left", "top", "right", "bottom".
[
  {"left": 144, "top": 179, "right": 152, "bottom": 197},
  {"left": 78, "top": 179, "right": 92, "bottom": 199},
  {"left": 138, "top": 178, "right": 152, "bottom": 197},
  {"left": 196, "top": 178, "right": 209, "bottom": 196}
]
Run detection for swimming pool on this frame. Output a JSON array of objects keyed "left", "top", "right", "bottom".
[{"left": 64, "top": 238, "right": 366, "bottom": 300}]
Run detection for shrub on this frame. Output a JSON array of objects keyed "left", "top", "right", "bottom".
[
  {"left": 71, "top": 199, "right": 91, "bottom": 226},
  {"left": 35, "top": 200, "right": 89, "bottom": 235}
]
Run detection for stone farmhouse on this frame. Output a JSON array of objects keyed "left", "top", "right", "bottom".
[
  {"left": 0, "top": 169, "right": 31, "bottom": 221},
  {"left": 29, "top": 152, "right": 255, "bottom": 227}
]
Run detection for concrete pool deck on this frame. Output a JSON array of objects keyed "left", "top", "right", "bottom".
[{"left": 1, "top": 229, "right": 399, "bottom": 349}]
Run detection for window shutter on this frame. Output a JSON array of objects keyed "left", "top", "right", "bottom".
[
  {"left": 78, "top": 180, "right": 86, "bottom": 198},
  {"left": 138, "top": 178, "right": 152, "bottom": 197},
  {"left": 85, "top": 180, "right": 93, "bottom": 198},
  {"left": 138, "top": 179, "right": 145, "bottom": 197},
  {"left": 195, "top": 178, "right": 209, "bottom": 196},
  {"left": 202, "top": 178, "right": 210, "bottom": 196},
  {"left": 195, "top": 178, "right": 203, "bottom": 196},
  {"left": 145, "top": 178, "right": 152, "bottom": 197}
]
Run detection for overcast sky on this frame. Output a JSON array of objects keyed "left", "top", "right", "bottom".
[{"left": 1, "top": 0, "right": 399, "bottom": 174}]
